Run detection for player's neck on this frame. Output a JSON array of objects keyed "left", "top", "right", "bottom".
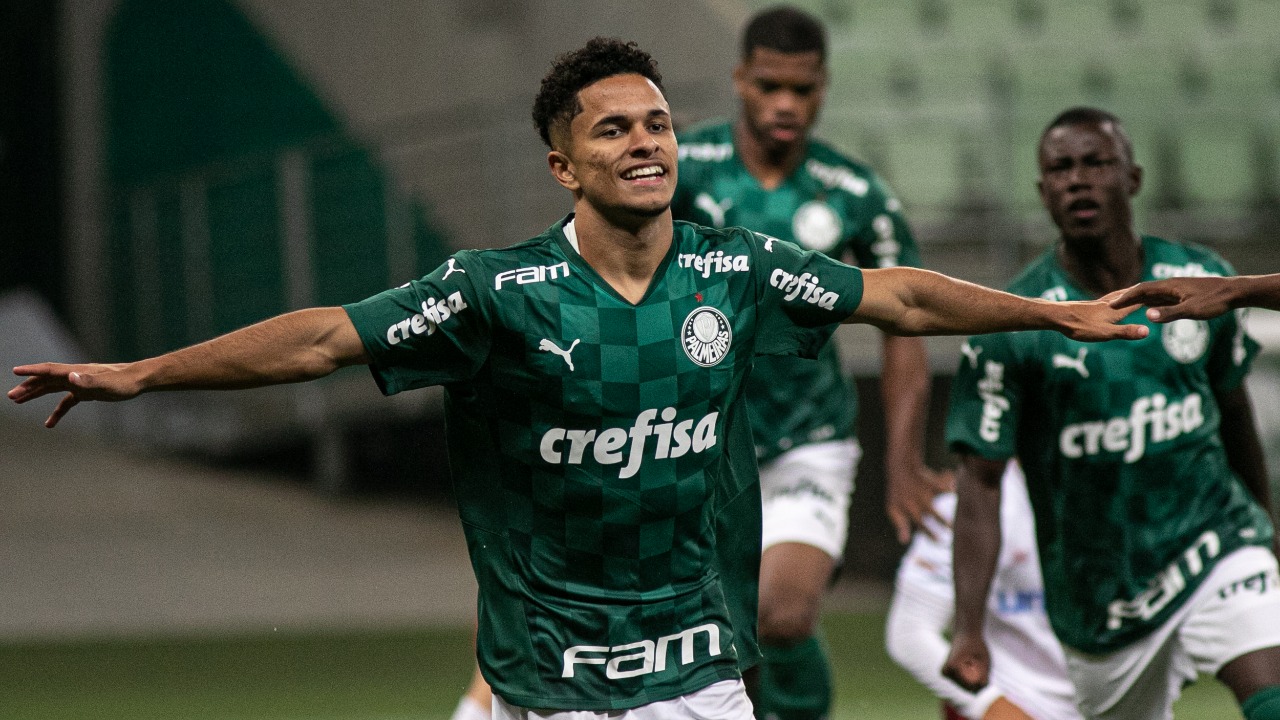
[
  {"left": 1056, "top": 229, "right": 1144, "bottom": 298},
  {"left": 572, "top": 205, "right": 673, "bottom": 304},
  {"left": 734, "top": 121, "right": 804, "bottom": 191}
]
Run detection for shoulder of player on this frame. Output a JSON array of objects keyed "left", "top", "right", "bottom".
[
  {"left": 802, "top": 141, "right": 890, "bottom": 199},
  {"left": 1142, "top": 235, "right": 1238, "bottom": 277},
  {"left": 450, "top": 230, "right": 572, "bottom": 287},
  {"left": 676, "top": 119, "right": 735, "bottom": 165},
  {"left": 673, "top": 219, "right": 754, "bottom": 249}
]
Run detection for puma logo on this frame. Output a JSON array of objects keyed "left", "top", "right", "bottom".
[
  {"left": 960, "top": 341, "right": 982, "bottom": 369},
  {"left": 695, "top": 193, "right": 733, "bottom": 228},
  {"left": 539, "top": 338, "right": 581, "bottom": 372},
  {"left": 443, "top": 258, "right": 465, "bottom": 280},
  {"left": 1052, "top": 348, "right": 1090, "bottom": 378}
]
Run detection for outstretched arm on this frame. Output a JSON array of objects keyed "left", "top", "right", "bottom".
[
  {"left": 942, "top": 454, "right": 1006, "bottom": 694},
  {"left": 881, "top": 333, "right": 953, "bottom": 543},
  {"left": 1110, "top": 274, "right": 1280, "bottom": 322},
  {"left": 9, "top": 307, "right": 368, "bottom": 428},
  {"left": 849, "top": 267, "right": 1148, "bottom": 342}
]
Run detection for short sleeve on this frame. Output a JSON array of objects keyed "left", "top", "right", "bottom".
[
  {"left": 847, "top": 175, "right": 923, "bottom": 270},
  {"left": 748, "top": 230, "right": 864, "bottom": 358},
  {"left": 945, "top": 333, "right": 1022, "bottom": 460},
  {"left": 342, "top": 252, "right": 492, "bottom": 395}
]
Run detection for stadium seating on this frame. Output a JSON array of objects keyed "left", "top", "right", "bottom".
[{"left": 763, "top": 0, "right": 1280, "bottom": 236}]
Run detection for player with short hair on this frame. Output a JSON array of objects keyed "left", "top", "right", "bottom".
[
  {"left": 671, "top": 7, "right": 949, "bottom": 717},
  {"left": 11, "top": 45, "right": 1145, "bottom": 719},
  {"left": 886, "top": 462, "right": 1081, "bottom": 720},
  {"left": 943, "top": 107, "right": 1280, "bottom": 720}
]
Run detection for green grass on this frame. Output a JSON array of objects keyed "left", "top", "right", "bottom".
[{"left": 0, "top": 613, "right": 1239, "bottom": 719}]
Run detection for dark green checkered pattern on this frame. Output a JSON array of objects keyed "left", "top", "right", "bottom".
[
  {"left": 673, "top": 121, "right": 922, "bottom": 461},
  {"left": 343, "top": 217, "right": 862, "bottom": 710},
  {"left": 945, "top": 236, "right": 1273, "bottom": 654}
]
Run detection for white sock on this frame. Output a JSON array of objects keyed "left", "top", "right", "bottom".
[{"left": 449, "top": 696, "right": 491, "bottom": 720}]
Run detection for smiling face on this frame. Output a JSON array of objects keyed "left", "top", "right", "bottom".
[
  {"left": 548, "top": 73, "right": 676, "bottom": 223},
  {"left": 734, "top": 47, "right": 826, "bottom": 155},
  {"left": 1037, "top": 120, "right": 1142, "bottom": 243}
]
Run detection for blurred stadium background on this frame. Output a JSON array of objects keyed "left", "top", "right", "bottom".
[{"left": 1, "top": 0, "right": 1277, "bottom": 717}]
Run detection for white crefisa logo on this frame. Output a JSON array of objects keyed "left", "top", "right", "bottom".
[
  {"left": 385, "top": 292, "right": 468, "bottom": 345},
  {"left": 1162, "top": 319, "right": 1209, "bottom": 364},
  {"left": 539, "top": 408, "right": 720, "bottom": 479},
  {"left": 792, "top": 200, "right": 842, "bottom": 252},
  {"left": 768, "top": 270, "right": 841, "bottom": 310},
  {"left": 677, "top": 251, "right": 749, "bottom": 278},
  {"left": 682, "top": 307, "right": 732, "bottom": 367},
  {"left": 977, "top": 359, "right": 1010, "bottom": 443},
  {"left": 562, "top": 624, "right": 722, "bottom": 679},
  {"left": 1058, "top": 392, "right": 1204, "bottom": 463}
]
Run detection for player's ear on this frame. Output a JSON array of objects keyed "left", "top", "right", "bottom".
[
  {"left": 548, "top": 150, "right": 579, "bottom": 192},
  {"left": 1127, "top": 162, "right": 1143, "bottom": 197}
]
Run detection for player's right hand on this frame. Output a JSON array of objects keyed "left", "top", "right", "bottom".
[
  {"left": 9, "top": 362, "right": 141, "bottom": 428},
  {"left": 941, "top": 631, "right": 991, "bottom": 694},
  {"left": 1108, "top": 277, "right": 1235, "bottom": 322}
]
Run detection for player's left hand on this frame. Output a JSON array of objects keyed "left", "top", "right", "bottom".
[
  {"left": 9, "top": 362, "right": 141, "bottom": 428},
  {"left": 1054, "top": 293, "right": 1149, "bottom": 342},
  {"left": 886, "top": 464, "right": 954, "bottom": 544}
]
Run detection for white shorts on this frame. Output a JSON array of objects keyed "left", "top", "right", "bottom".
[
  {"left": 758, "top": 439, "right": 859, "bottom": 559},
  {"left": 492, "top": 679, "right": 754, "bottom": 720},
  {"left": 1064, "top": 546, "right": 1280, "bottom": 720}
]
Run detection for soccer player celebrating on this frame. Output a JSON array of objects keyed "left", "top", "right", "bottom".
[
  {"left": 887, "top": 462, "right": 1081, "bottom": 720},
  {"left": 943, "top": 107, "right": 1280, "bottom": 720},
  {"left": 671, "top": 8, "right": 949, "bottom": 718},
  {"left": 11, "top": 44, "right": 1144, "bottom": 719}
]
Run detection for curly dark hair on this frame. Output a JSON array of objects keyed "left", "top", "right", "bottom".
[{"left": 532, "top": 37, "right": 664, "bottom": 149}]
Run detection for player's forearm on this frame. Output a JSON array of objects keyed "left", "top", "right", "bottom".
[
  {"left": 1216, "top": 385, "right": 1273, "bottom": 517},
  {"left": 1231, "top": 275, "right": 1280, "bottom": 311},
  {"left": 130, "top": 308, "right": 367, "bottom": 393},
  {"left": 855, "top": 267, "right": 1133, "bottom": 339},
  {"left": 952, "top": 460, "right": 1003, "bottom": 638},
  {"left": 880, "top": 334, "right": 932, "bottom": 471}
]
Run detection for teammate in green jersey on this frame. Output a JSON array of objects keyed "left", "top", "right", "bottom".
[
  {"left": 670, "top": 9, "right": 949, "bottom": 718},
  {"left": 10, "top": 42, "right": 1145, "bottom": 719},
  {"left": 1112, "top": 273, "right": 1280, "bottom": 322},
  {"left": 942, "top": 107, "right": 1280, "bottom": 720}
]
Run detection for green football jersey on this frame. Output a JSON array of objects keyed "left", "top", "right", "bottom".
[
  {"left": 343, "top": 216, "right": 863, "bottom": 710},
  {"left": 945, "top": 236, "right": 1273, "bottom": 654},
  {"left": 673, "top": 120, "right": 921, "bottom": 460}
]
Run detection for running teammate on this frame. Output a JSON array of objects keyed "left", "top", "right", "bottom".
[
  {"left": 10, "top": 47, "right": 1145, "bottom": 719},
  {"left": 943, "top": 107, "right": 1280, "bottom": 720},
  {"left": 886, "top": 462, "right": 1080, "bottom": 720},
  {"left": 671, "top": 8, "right": 948, "bottom": 717}
]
